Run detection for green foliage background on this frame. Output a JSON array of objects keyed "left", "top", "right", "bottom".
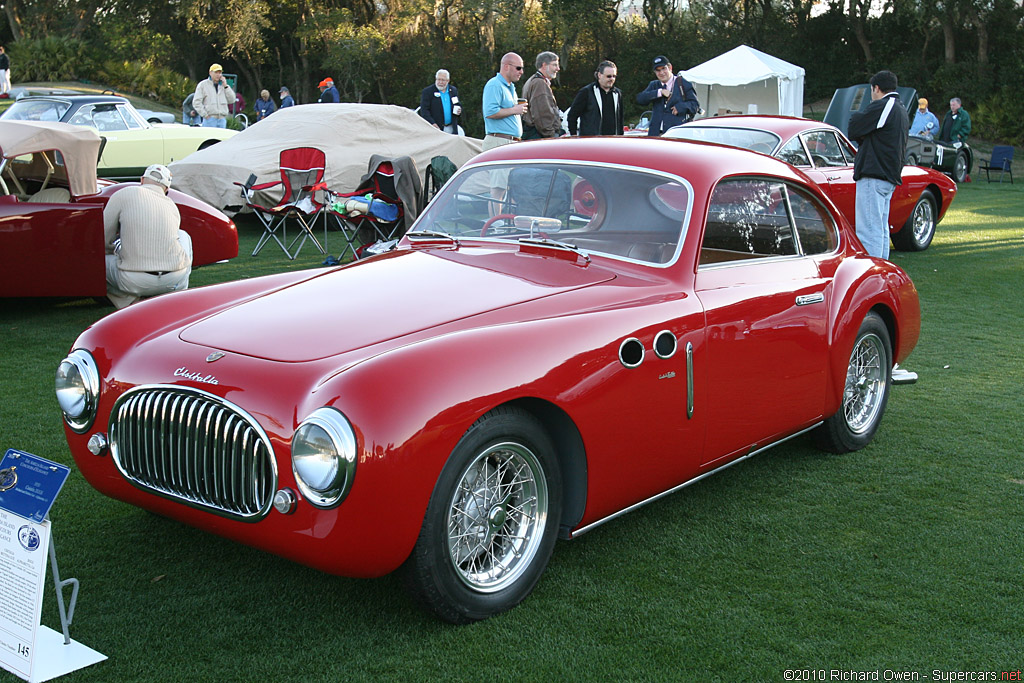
[{"left": 2, "top": 0, "right": 1023, "bottom": 140}]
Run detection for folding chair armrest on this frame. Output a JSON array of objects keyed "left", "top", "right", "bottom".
[{"left": 251, "top": 180, "right": 284, "bottom": 192}]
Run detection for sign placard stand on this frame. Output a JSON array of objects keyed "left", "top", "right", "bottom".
[{"left": 0, "top": 449, "right": 106, "bottom": 682}]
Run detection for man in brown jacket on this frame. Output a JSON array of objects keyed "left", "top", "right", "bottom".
[{"left": 522, "top": 51, "right": 564, "bottom": 139}]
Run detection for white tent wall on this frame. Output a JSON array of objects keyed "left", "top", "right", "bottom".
[{"left": 681, "top": 45, "right": 805, "bottom": 119}]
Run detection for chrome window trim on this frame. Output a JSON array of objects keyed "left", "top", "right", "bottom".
[
  {"left": 697, "top": 176, "right": 841, "bottom": 270},
  {"left": 423, "top": 159, "right": 695, "bottom": 269}
]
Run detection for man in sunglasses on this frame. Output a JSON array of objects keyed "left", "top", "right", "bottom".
[{"left": 482, "top": 52, "right": 528, "bottom": 151}]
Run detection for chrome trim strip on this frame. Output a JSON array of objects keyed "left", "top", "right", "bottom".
[
  {"left": 796, "top": 292, "right": 825, "bottom": 306},
  {"left": 108, "top": 384, "right": 278, "bottom": 521},
  {"left": 685, "top": 341, "right": 694, "bottom": 419},
  {"left": 425, "top": 159, "right": 695, "bottom": 269},
  {"left": 570, "top": 422, "right": 822, "bottom": 538}
]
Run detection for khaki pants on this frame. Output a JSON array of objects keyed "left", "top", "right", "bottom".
[{"left": 105, "top": 231, "right": 193, "bottom": 308}]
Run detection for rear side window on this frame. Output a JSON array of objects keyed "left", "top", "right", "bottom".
[{"left": 700, "top": 179, "right": 836, "bottom": 265}]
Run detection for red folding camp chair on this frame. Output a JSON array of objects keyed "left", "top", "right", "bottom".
[
  {"left": 324, "top": 160, "right": 406, "bottom": 261},
  {"left": 235, "top": 147, "right": 328, "bottom": 259}
]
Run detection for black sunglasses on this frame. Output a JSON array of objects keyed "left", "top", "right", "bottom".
[{"left": 503, "top": 64, "right": 524, "bottom": 71}]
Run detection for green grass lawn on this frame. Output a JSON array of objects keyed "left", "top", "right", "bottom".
[{"left": 1, "top": 177, "right": 1022, "bottom": 681}]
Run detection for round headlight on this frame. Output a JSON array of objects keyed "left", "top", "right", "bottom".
[
  {"left": 291, "top": 407, "right": 356, "bottom": 508},
  {"left": 55, "top": 350, "right": 100, "bottom": 433}
]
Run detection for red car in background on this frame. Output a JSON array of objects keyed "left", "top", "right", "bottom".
[
  {"left": 58, "top": 137, "right": 920, "bottom": 624},
  {"left": 664, "top": 115, "right": 957, "bottom": 251},
  {"left": 0, "top": 120, "right": 237, "bottom": 299}
]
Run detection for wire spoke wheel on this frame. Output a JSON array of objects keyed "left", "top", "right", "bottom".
[
  {"left": 842, "top": 332, "right": 886, "bottom": 434},
  {"left": 447, "top": 441, "right": 547, "bottom": 593},
  {"left": 911, "top": 196, "right": 935, "bottom": 243}
]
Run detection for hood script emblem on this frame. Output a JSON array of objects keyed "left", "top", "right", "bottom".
[
  {"left": 174, "top": 367, "right": 220, "bottom": 385},
  {"left": 206, "top": 351, "right": 226, "bottom": 363}
]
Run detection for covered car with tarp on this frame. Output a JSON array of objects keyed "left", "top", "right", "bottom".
[
  {"left": 168, "top": 104, "right": 484, "bottom": 215},
  {"left": 824, "top": 84, "right": 973, "bottom": 183}
]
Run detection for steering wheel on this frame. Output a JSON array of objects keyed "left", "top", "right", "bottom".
[{"left": 481, "top": 213, "right": 517, "bottom": 236}]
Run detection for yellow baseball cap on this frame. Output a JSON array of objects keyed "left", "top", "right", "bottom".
[
  {"left": 209, "top": 63, "right": 223, "bottom": 72},
  {"left": 918, "top": 97, "right": 928, "bottom": 108}
]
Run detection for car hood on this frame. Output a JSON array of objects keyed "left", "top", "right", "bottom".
[{"left": 179, "top": 247, "right": 615, "bottom": 362}]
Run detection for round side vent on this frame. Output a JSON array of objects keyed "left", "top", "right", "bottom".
[
  {"left": 654, "top": 330, "right": 677, "bottom": 359},
  {"left": 619, "top": 337, "right": 645, "bottom": 368}
]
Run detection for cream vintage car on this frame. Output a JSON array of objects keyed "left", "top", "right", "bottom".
[{"left": 0, "top": 94, "right": 235, "bottom": 180}]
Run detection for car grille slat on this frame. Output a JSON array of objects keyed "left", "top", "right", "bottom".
[{"left": 109, "top": 386, "right": 277, "bottom": 521}]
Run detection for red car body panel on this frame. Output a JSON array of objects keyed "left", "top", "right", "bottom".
[{"left": 61, "top": 138, "right": 920, "bottom": 579}]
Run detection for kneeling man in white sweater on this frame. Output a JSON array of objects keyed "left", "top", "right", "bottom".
[{"left": 103, "top": 164, "right": 192, "bottom": 308}]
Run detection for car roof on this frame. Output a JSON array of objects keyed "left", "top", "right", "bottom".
[
  {"left": 674, "top": 115, "right": 839, "bottom": 138},
  {"left": 468, "top": 135, "right": 816, "bottom": 190},
  {"left": 15, "top": 94, "right": 132, "bottom": 106},
  {"left": 0, "top": 120, "right": 101, "bottom": 196}
]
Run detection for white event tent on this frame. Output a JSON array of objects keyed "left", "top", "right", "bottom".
[{"left": 680, "top": 45, "right": 805, "bottom": 118}]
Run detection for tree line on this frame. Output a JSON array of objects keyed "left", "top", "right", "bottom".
[{"left": 4, "top": 0, "right": 1022, "bottom": 143}]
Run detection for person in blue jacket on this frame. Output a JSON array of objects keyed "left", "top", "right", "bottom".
[
  {"left": 254, "top": 89, "right": 276, "bottom": 121},
  {"left": 909, "top": 98, "right": 939, "bottom": 139},
  {"left": 317, "top": 78, "right": 340, "bottom": 103},
  {"left": 636, "top": 55, "right": 698, "bottom": 136}
]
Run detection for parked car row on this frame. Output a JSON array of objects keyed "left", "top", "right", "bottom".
[{"left": 1, "top": 94, "right": 234, "bottom": 180}]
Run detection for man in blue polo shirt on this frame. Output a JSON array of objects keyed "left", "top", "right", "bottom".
[
  {"left": 482, "top": 52, "right": 528, "bottom": 210},
  {"left": 482, "top": 52, "right": 528, "bottom": 150}
]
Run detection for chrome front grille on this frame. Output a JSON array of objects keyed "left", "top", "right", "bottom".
[{"left": 109, "top": 386, "right": 278, "bottom": 520}]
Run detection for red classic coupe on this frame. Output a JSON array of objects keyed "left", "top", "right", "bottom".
[
  {"left": 57, "top": 137, "right": 921, "bottom": 623},
  {"left": 0, "top": 120, "right": 238, "bottom": 298},
  {"left": 664, "top": 115, "right": 957, "bottom": 251}
]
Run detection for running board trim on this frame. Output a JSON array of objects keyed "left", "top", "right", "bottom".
[{"left": 569, "top": 422, "right": 823, "bottom": 538}]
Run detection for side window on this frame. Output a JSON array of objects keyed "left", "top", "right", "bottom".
[
  {"left": 68, "top": 105, "right": 96, "bottom": 127},
  {"left": 803, "top": 131, "right": 849, "bottom": 168},
  {"left": 786, "top": 185, "right": 838, "bottom": 255},
  {"left": 92, "top": 106, "right": 128, "bottom": 132},
  {"left": 701, "top": 179, "right": 798, "bottom": 265},
  {"left": 776, "top": 137, "right": 809, "bottom": 167},
  {"left": 117, "top": 105, "right": 144, "bottom": 130}
]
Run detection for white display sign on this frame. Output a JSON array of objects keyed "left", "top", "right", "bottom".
[{"left": 0, "top": 509, "right": 49, "bottom": 681}]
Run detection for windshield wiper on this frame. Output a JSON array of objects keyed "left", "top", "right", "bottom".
[
  {"left": 518, "top": 237, "right": 590, "bottom": 263},
  {"left": 405, "top": 229, "right": 460, "bottom": 248}
]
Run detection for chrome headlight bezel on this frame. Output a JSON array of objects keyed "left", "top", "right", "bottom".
[
  {"left": 55, "top": 349, "right": 100, "bottom": 433},
  {"left": 291, "top": 407, "right": 357, "bottom": 509}
]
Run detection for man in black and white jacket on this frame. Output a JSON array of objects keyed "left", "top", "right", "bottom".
[
  {"left": 847, "top": 70, "right": 908, "bottom": 260},
  {"left": 567, "top": 60, "right": 623, "bottom": 137}
]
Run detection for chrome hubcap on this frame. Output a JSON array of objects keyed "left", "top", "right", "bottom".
[
  {"left": 843, "top": 333, "right": 886, "bottom": 434},
  {"left": 447, "top": 442, "right": 547, "bottom": 592},
  {"left": 912, "top": 199, "right": 934, "bottom": 243}
]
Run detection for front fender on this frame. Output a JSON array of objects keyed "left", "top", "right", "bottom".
[{"left": 826, "top": 255, "right": 920, "bottom": 414}]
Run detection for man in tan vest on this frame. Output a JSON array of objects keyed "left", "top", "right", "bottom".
[{"left": 103, "top": 164, "right": 192, "bottom": 308}]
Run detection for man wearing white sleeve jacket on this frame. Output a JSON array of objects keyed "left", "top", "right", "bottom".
[
  {"left": 567, "top": 61, "right": 623, "bottom": 137},
  {"left": 847, "top": 70, "right": 908, "bottom": 260}
]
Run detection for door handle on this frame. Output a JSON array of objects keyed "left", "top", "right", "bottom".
[
  {"left": 796, "top": 293, "right": 825, "bottom": 306},
  {"left": 686, "top": 342, "right": 694, "bottom": 419}
]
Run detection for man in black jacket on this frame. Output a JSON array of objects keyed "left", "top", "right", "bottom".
[
  {"left": 567, "top": 60, "right": 624, "bottom": 136},
  {"left": 847, "top": 70, "right": 908, "bottom": 259},
  {"left": 419, "top": 69, "right": 461, "bottom": 134}
]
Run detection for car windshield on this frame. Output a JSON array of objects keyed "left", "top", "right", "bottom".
[
  {"left": 2, "top": 100, "right": 71, "bottom": 122},
  {"left": 663, "top": 126, "right": 780, "bottom": 155},
  {"left": 415, "top": 162, "right": 692, "bottom": 265}
]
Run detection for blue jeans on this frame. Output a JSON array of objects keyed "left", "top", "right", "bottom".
[
  {"left": 202, "top": 117, "right": 227, "bottom": 129},
  {"left": 855, "top": 177, "right": 895, "bottom": 259},
  {"left": 183, "top": 113, "right": 202, "bottom": 126}
]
